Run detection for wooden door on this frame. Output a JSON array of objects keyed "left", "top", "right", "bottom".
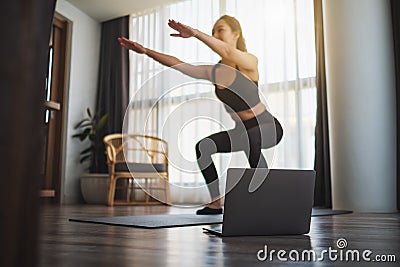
[{"left": 41, "top": 16, "right": 68, "bottom": 203}]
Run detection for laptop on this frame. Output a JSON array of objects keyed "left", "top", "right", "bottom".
[{"left": 203, "top": 168, "right": 315, "bottom": 236}]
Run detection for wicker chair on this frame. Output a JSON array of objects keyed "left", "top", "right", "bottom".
[{"left": 103, "top": 133, "right": 170, "bottom": 206}]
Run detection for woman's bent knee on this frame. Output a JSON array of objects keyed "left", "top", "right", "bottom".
[{"left": 195, "top": 138, "right": 217, "bottom": 158}]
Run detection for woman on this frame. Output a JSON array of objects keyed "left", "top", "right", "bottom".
[{"left": 119, "top": 15, "right": 283, "bottom": 215}]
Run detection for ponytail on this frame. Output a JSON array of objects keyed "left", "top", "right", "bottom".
[{"left": 236, "top": 32, "right": 247, "bottom": 52}]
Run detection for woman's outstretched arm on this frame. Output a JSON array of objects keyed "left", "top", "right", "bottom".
[
  {"left": 168, "top": 19, "right": 257, "bottom": 72},
  {"left": 118, "top": 37, "right": 212, "bottom": 80}
]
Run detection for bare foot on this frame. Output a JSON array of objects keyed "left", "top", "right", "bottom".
[{"left": 207, "top": 199, "right": 223, "bottom": 209}]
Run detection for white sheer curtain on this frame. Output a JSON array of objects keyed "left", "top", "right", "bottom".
[{"left": 127, "top": 0, "right": 316, "bottom": 204}]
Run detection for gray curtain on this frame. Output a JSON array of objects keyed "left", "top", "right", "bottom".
[
  {"left": 390, "top": 0, "right": 400, "bottom": 210},
  {"left": 313, "top": 0, "right": 332, "bottom": 208},
  {"left": 0, "top": 0, "right": 56, "bottom": 266},
  {"left": 95, "top": 16, "right": 130, "bottom": 173}
]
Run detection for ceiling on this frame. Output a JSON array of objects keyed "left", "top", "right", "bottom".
[{"left": 66, "top": 0, "right": 183, "bottom": 22}]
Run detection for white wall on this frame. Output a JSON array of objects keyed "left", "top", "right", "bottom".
[
  {"left": 56, "top": 0, "right": 101, "bottom": 204},
  {"left": 323, "top": 0, "right": 397, "bottom": 212}
]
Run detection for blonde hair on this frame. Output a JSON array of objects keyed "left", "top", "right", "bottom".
[{"left": 215, "top": 15, "right": 247, "bottom": 52}]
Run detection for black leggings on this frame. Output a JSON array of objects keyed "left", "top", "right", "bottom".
[{"left": 195, "top": 111, "right": 283, "bottom": 200}]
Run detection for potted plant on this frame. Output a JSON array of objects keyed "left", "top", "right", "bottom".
[{"left": 73, "top": 108, "right": 109, "bottom": 204}]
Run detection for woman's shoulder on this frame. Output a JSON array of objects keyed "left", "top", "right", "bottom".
[
  {"left": 237, "top": 55, "right": 259, "bottom": 82},
  {"left": 235, "top": 51, "right": 258, "bottom": 73}
]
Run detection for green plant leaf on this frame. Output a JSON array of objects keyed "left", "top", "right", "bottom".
[
  {"left": 80, "top": 146, "right": 94, "bottom": 155},
  {"left": 72, "top": 133, "right": 81, "bottom": 138},
  {"left": 80, "top": 152, "right": 91, "bottom": 159},
  {"left": 78, "top": 128, "right": 91, "bottom": 141},
  {"left": 80, "top": 154, "right": 91, "bottom": 163},
  {"left": 86, "top": 108, "right": 92, "bottom": 118},
  {"left": 79, "top": 122, "right": 93, "bottom": 128},
  {"left": 74, "top": 118, "right": 90, "bottom": 129},
  {"left": 96, "top": 114, "right": 109, "bottom": 131}
]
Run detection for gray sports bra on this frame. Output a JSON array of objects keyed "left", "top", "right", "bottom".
[{"left": 212, "top": 63, "right": 261, "bottom": 113}]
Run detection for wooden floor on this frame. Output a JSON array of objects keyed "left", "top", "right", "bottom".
[{"left": 38, "top": 205, "right": 400, "bottom": 267}]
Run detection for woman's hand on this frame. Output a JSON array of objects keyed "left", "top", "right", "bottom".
[
  {"left": 168, "top": 19, "right": 196, "bottom": 38},
  {"left": 118, "top": 37, "right": 146, "bottom": 54}
]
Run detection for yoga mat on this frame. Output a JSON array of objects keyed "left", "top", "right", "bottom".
[
  {"left": 70, "top": 214, "right": 223, "bottom": 229},
  {"left": 69, "top": 209, "right": 352, "bottom": 229},
  {"left": 312, "top": 209, "right": 353, "bottom": 217}
]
